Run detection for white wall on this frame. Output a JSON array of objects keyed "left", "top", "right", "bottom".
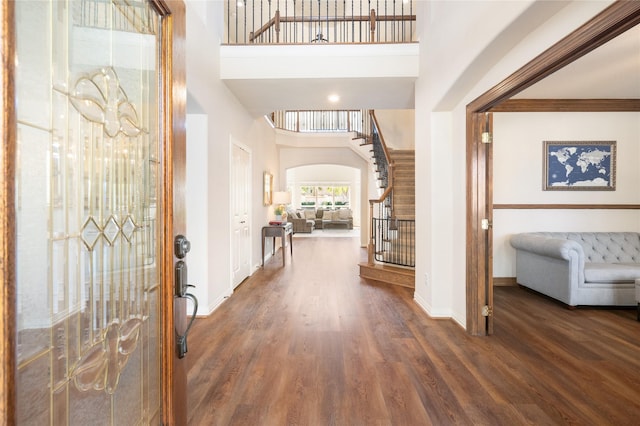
[
  {"left": 186, "top": 1, "right": 278, "bottom": 316},
  {"left": 492, "top": 112, "right": 640, "bottom": 277},
  {"left": 220, "top": 43, "right": 419, "bottom": 116},
  {"left": 375, "top": 109, "right": 415, "bottom": 150},
  {"left": 414, "top": 0, "right": 615, "bottom": 328},
  {"left": 186, "top": 114, "right": 208, "bottom": 315}
]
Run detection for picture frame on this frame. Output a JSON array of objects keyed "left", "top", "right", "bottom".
[
  {"left": 543, "top": 141, "right": 616, "bottom": 191},
  {"left": 263, "top": 171, "right": 273, "bottom": 205}
]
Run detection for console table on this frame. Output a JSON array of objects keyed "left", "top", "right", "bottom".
[{"left": 261, "top": 222, "right": 293, "bottom": 267}]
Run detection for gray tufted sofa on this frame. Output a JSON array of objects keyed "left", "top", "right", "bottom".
[{"left": 510, "top": 232, "right": 640, "bottom": 307}]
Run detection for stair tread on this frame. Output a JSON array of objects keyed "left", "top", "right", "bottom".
[{"left": 359, "top": 262, "right": 415, "bottom": 275}]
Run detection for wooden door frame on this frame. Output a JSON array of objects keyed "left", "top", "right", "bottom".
[
  {"left": 157, "top": 0, "right": 187, "bottom": 424},
  {"left": 465, "top": 1, "right": 640, "bottom": 335},
  {"left": 1, "top": 0, "right": 17, "bottom": 422},
  {"left": 0, "top": 0, "right": 186, "bottom": 423}
]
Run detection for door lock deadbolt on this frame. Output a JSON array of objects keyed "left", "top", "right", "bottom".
[{"left": 174, "top": 234, "right": 191, "bottom": 259}]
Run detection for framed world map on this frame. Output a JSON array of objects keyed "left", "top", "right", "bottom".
[{"left": 543, "top": 141, "right": 616, "bottom": 191}]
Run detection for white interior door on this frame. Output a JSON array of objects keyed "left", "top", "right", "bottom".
[{"left": 231, "top": 142, "right": 251, "bottom": 288}]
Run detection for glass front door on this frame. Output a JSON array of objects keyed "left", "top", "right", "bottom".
[{"left": 15, "top": 1, "right": 165, "bottom": 423}]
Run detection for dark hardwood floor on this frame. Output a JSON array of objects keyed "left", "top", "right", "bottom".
[{"left": 187, "top": 236, "right": 640, "bottom": 425}]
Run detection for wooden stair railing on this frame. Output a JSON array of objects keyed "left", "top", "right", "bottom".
[
  {"left": 363, "top": 111, "right": 415, "bottom": 270},
  {"left": 366, "top": 111, "right": 392, "bottom": 264}
]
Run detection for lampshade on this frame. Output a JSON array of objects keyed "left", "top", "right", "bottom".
[{"left": 272, "top": 191, "right": 291, "bottom": 205}]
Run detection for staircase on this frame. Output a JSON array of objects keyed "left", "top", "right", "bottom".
[
  {"left": 358, "top": 112, "right": 415, "bottom": 288},
  {"left": 389, "top": 150, "right": 415, "bottom": 220}
]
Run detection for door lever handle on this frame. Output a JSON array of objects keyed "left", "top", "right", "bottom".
[{"left": 176, "top": 291, "right": 198, "bottom": 359}]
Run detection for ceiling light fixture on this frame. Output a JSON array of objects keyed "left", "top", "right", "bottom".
[{"left": 328, "top": 94, "right": 340, "bottom": 103}]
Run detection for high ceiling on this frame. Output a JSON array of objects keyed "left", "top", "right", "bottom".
[{"left": 514, "top": 24, "right": 640, "bottom": 99}]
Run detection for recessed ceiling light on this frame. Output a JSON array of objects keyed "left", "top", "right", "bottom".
[
  {"left": 237, "top": 1, "right": 244, "bottom": 7},
  {"left": 328, "top": 94, "right": 340, "bottom": 103}
]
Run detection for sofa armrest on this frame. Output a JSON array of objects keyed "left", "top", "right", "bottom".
[
  {"left": 510, "top": 234, "right": 584, "bottom": 261},
  {"left": 290, "top": 217, "right": 314, "bottom": 233},
  {"left": 510, "top": 233, "right": 585, "bottom": 305}
]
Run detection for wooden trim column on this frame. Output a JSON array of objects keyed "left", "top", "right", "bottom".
[
  {"left": 465, "top": 110, "right": 488, "bottom": 336},
  {"left": 485, "top": 113, "right": 494, "bottom": 335}
]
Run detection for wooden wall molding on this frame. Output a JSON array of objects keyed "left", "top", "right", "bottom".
[
  {"left": 493, "top": 204, "right": 640, "bottom": 210},
  {"left": 493, "top": 277, "right": 517, "bottom": 287},
  {"left": 490, "top": 99, "right": 640, "bottom": 112}
]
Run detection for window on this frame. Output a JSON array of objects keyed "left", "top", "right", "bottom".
[{"left": 299, "top": 185, "right": 350, "bottom": 209}]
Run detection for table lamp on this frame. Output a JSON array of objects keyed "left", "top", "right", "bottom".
[{"left": 272, "top": 191, "right": 291, "bottom": 221}]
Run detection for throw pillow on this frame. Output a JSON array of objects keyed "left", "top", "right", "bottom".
[
  {"left": 323, "top": 210, "right": 333, "bottom": 219},
  {"left": 331, "top": 211, "right": 341, "bottom": 221},
  {"left": 296, "top": 211, "right": 302, "bottom": 219},
  {"left": 304, "top": 209, "right": 315, "bottom": 220}
]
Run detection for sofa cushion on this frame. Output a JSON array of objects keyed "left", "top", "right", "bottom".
[
  {"left": 304, "top": 209, "right": 315, "bottom": 220},
  {"left": 338, "top": 209, "right": 351, "bottom": 219},
  {"left": 286, "top": 208, "right": 297, "bottom": 218},
  {"left": 584, "top": 263, "right": 640, "bottom": 283},
  {"left": 323, "top": 210, "right": 333, "bottom": 219}
]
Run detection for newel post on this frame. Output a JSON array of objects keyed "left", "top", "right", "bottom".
[
  {"left": 275, "top": 10, "right": 280, "bottom": 43},
  {"left": 369, "top": 9, "right": 376, "bottom": 42}
]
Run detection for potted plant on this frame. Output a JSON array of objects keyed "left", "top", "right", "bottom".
[{"left": 274, "top": 205, "right": 285, "bottom": 220}]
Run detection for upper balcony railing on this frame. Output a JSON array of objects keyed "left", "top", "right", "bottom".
[
  {"left": 271, "top": 110, "right": 367, "bottom": 133},
  {"left": 225, "top": 0, "right": 416, "bottom": 45}
]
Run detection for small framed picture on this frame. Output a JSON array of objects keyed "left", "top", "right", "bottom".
[
  {"left": 263, "top": 172, "right": 273, "bottom": 205},
  {"left": 543, "top": 141, "right": 616, "bottom": 191}
]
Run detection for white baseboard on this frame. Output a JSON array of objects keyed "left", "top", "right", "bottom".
[
  {"left": 193, "top": 290, "right": 232, "bottom": 317},
  {"left": 413, "top": 293, "right": 452, "bottom": 319}
]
